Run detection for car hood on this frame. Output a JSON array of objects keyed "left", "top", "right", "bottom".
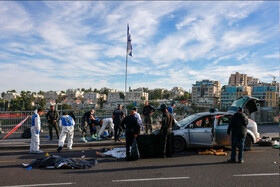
[{"left": 228, "top": 96, "right": 258, "bottom": 114}]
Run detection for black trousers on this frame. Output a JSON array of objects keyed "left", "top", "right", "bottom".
[
  {"left": 48, "top": 123, "right": 60, "bottom": 140},
  {"left": 125, "top": 130, "right": 134, "bottom": 158},
  {"left": 160, "top": 129, "right": 172, "bottom": 157},
  {"left": 114, "top": 123, "right": 122, "bottom": 141}
]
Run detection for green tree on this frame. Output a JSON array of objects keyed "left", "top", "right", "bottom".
[
  {"left": 94, "top": 88, "right": 99, "bottom": 93},
  {"left": 61, "top": 90, "right": 65, "bottom": 94},
  {"left": 62, "top": 104, "right": 72, "bottom": 110},
  {"left": 8, "top": 89, "right": 16, "bottom": 93},
  {"left": 1, "top": 92, "right": 5, "bottom": 98},
  {"left": 38, "top": 90, "right": 45, "bottom": 95},
  {"left": 119, "top": 92, "right": 125, "bottom": 100}
]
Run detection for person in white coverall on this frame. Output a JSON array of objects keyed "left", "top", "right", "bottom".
[
  {"left": 57, "top": 112, "right": 75, "bottom": 152},
  {"left": 97, "top": 118, "right": 114, "bottom": 139},
  {"left": 30, "top": 108, "right": 44, "bottom": 154}
]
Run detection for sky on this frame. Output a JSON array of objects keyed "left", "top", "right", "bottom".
[{"left": 0, "top": 1, "right": 279, "bottom": 94}]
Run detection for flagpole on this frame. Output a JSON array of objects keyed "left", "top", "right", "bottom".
[{"left": 125, "top": 53, "right": 128, "bottom": 94}]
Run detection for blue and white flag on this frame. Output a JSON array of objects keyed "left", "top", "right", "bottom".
[{"left": 127, "top": 24, "right": 132, "bottom": 57}]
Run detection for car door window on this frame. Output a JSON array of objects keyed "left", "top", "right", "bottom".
[
  {"left": 193, "top": 116, "right": 214, "bottom": 128},
  {"left": 218, "top": 115, "right": 232, "bottom": 126}
]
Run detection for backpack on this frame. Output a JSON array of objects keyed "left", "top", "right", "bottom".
[{"left": 22, "top": 128, "right": 31, "bottom": 139}]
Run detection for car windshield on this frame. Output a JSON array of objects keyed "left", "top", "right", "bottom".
[{"left": 178, "top": 114, "right": 198, "bottom": 127}]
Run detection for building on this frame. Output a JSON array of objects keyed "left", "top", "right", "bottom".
[
  {"left": 252, "top": 82, "right": 279, "bottom": 107},
  {"left": 107, "top": 92, "right": 121, "bottom": 103},
  {"left": 192, "top": 80, "right": 221, "bottom": 107},
  {"left": 228, "top": 72, "right": 260, "bottom": 87},
  {"left": 221, "top": 86, "right": 252, "bottom": 109},
  {"left": 32, "top": 94, "right": 44, "bottom": 99},
  {"left": 66, "top": 89, "right": 84, "bottom": 99},
  {"left": 125, "top": 88, "right": 149, "bottom": 101},
  {"left": 3, "top": 92, "right": 21, "bottom": 102},
  {"left": 46, "top": 100, "right": 56, "bottom": 108},
  {"left": 84, "top": 92, "right": 100, "bottom": 103},
  {"left": 44, "top": 91, "right": 60, "bottom": 100},
  {"left": 170, "top": 87, "right": 184, "bottom": 99}
]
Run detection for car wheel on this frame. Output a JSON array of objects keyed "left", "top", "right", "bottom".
[
  {"left": 173, "top": 136, "right": 186, "bottom": 152},
  {"left": 244, "top": 135, "right": 252, "bottom": 151}
]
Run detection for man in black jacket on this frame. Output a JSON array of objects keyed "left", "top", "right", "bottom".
[
  {"left": 227, "top": 107, "right": 248, "bottom": 163},
  {"left": 158, "top": 104, "right": 175, "bottom": 158},
  {"left": 46, "top": 105, "right": 60, "bottom": 140},
  {"left": 142, "top": 101, "right": 155, "bottom": 134},
  {"left": 121, "top": 110, "right": 140, "bottom": 160},
  {"left": 112, "top": 104, "right": 125, "bottom": 142}
]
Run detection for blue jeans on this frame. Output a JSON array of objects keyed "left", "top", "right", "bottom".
[{"left": 231, "top": 136, "right": 245, "bottom": 161}]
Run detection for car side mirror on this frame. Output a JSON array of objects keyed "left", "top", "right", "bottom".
[{"left": 186, "top": 124, "right": 193, "bottom": 129}]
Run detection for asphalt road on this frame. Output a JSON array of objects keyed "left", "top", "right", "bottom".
[{"left": 0, "top": 144, "right": 279, "bottom": 187}]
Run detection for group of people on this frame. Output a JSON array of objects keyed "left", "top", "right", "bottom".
[{"left": 29, "top": 102, "right": 249, "bottom": 163}]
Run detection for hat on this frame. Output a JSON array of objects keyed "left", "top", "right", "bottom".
[
  {"left": 237, "top": 107, "right": 243, "bottom": 111},
  {"left": 157, "top": 104, "right": 167, "bottom": 111}
]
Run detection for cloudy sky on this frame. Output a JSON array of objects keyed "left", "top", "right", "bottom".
[{"left": 0, "top": 1, "right": 278, "bottom": 93}]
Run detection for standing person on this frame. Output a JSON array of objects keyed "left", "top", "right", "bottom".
[
  {"left": 133, "top": 107, "right": 143, "bottom": 131},
  {"left": 158, "top": 104, "right": 175, "bottom": 158},
  {"left": 96, "top": 118, "right": 114, "bottom": 139},
  {"left": 112, "top": 104, "right": 125, "bottom": 142},
  {"left": 227, "top": 107, "right": 249, "bottom": 163},
  {"left": 57, "top": 111, "right": 75, "bottom": 152},
  {"left": 46, "top": 105, "right": 60, "bottom": 140},
  {"left": 81, "top": 109, "right": 95, "bottom": 142},
  {"left": 121, "top": 110, "right": 141, "bottom": 161},
  {"left": 167, "top": 103, "right": 176, "bottom": 116},
  {"left": 30, "top": 109, "right": 44, "bottom": 154},
  {"left": 142, "top": 101, "right": 155, "bottom": 134}
]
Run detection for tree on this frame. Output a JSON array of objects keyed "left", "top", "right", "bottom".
[
  {"left": 61, "top": 90, "right": 65, "bottom": 94},
  {"left": 94, "top": 88, "right": 99, "bottom": 93},
  {"left": 62, "top": 104, "right": 72, "bottom": 110},
  {"left": 119, "top": 92, "right": 125, "bottom": 100},
  {"left": 38, "top": 90, "right": 44, "bottom": 95},
  {"left": 150, "top": 89, "right": 162, "bottom": 100},
  {"left": 1, "top": 92, "right": 5, "bottom": 98},
  {"left": 8, "top": 89, "right": 16, "bottom": 93}
]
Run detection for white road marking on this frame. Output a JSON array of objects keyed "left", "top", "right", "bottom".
[
  {"left": 234, "top": 173, "right": 279, "bottom": 177},
  {"left": 112, "top": 177, "right": 190, "bottom": 182},
  {"left": 1, "top": 182, "right": 75, "bottom": 187}
]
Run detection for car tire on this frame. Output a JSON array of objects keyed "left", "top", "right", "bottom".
[
  {"left": 244, "top": 135, "right": 252, "bottom": 151},
  {"left": 173, "top": 136, "right": 186, "bottom": 152}
]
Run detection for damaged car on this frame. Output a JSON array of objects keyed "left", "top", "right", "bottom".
[{"left": 173, "top": 96, "right": 260, "bottom": 152}]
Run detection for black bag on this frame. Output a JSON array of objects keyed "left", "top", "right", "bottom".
[
  {"left": 22, "top": 128, "right": 31, "bottom": 139},
  {"left": 130, "top": 138, "right": 140, "bottom": 161}
]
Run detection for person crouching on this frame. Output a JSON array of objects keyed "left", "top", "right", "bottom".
[
  {"left": 57, "top": 111, "right": 75, "bottom": 152},
  {"left": 121, "top": 110, "right": 141, "bottom": 161}
]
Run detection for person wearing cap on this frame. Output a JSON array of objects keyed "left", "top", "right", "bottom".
[
  {"left": 227, "top": 107, "right": 248, "bottom": 163},
  {"left": 57, "top": 111, "right": 75, "bottom": 152},
  {"left": 158, "top": 104, "right": 175, "bottom": 158},
  {"left": 96, "top": 118, "right": 114, "bottom": 139},
  {"left": 46, "top": 105, "right": 60, "bottom": 140},
  {"left": 133, "top": 107, "right": 143, "bottom": 131},
  {"left": 142, "top": 101, "right": 155, "bottom": 134}
]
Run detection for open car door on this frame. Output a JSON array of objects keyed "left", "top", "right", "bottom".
[
  {"left": 189, "top": 115, "right": 215, "bottom": 147},
  {"left": 214, "top": 115, "right": 232, "bottom": 146}
]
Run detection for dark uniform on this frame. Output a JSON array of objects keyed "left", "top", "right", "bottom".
[
  {"left": 121, "top": 115, "right": 140, "bottom": 158},
  {"left": 160, "top": 111, "right": 175, "bottom": 158},
  {"left": 143, "top": 105, "right": 155, "bottom": 134},
  {"left": 46, "top": 109, "right": 60, "bottom": 140},
  {"left": 113, "top": 108, "right": 124, "bottom": 141},
  {"left": 227, "top": 109, "right": 248, "bottom": 163},
  {"left": 81, "top": 111, "right": 94, "bottom": 138}
]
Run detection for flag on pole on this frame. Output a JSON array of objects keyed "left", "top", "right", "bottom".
[{"left": 127, "top": 24, "right": 132, "bottom": 57}]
